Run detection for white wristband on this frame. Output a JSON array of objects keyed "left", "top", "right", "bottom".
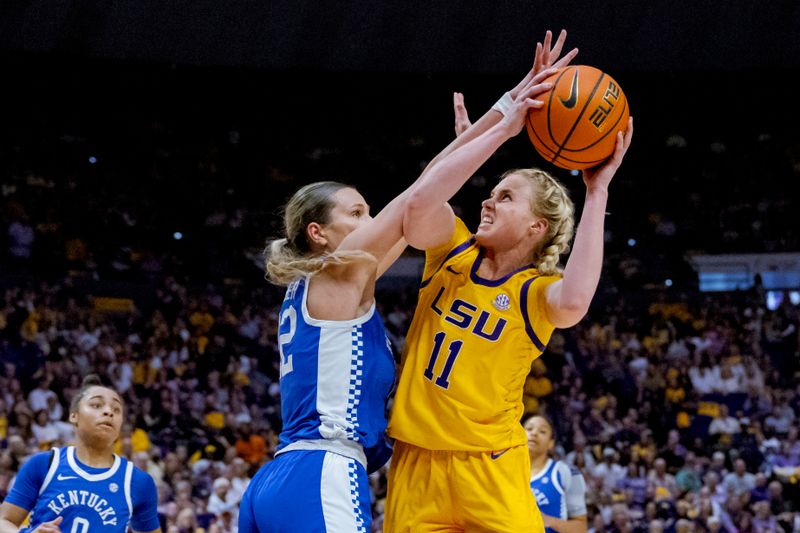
[{"left": 491, "top": 91, "right": 513, "bottom": 116}]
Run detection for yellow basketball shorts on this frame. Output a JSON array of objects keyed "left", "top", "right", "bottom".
[{"left": 384, "top": 440, "right": 545, "bottom": 533}]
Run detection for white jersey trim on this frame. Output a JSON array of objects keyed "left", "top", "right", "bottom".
[
  {"left": 38, "top": 447, "right": 60, "bottom": 496},
  {"left": 301, "top": 275, "right": 375, "bottom": 328},
  {"left": 275, "top": 439, "right": 367, "bottom": 470},
  {"left": 66, "top": 446, "right": 122, "bottom": 481},
  {"left": 551, "top": 462, "right": 566, "bottom": 495},
  {"left": 123, "top": 461, "right": 134, "bottom": 518},
  {"left": 530, "top": 458, "right": 553, "bottom": 482}
]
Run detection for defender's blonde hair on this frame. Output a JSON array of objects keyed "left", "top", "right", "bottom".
[
  {"left": 501, "top": 168, "right": 575, "bottom": 276},
  {"left": 265, "top": 181, "right": 374, "bottom": 286}
]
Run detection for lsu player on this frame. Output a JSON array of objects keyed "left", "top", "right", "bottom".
[
  {"left": 384, "top": 30, "right": 633, "bottom": 532},
  {"left": 0, "top": 375, "right": 161, "bottom": 533},
  {"left": 525, "top": 415, "right": 587, "bottom": 533}
]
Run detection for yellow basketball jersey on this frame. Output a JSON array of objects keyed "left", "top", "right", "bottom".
[{"left": 388, "top": 218, "right": 559, "bottom": 451}]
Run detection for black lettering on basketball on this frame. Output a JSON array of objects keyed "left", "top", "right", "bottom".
[
  {"left": 588, "top": 80, "right": 621, "bottom": 131},
  {"left": 589, "top": 108, "right": 607, "bottom": 128}
]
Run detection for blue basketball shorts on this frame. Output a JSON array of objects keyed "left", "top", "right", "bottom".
[{"left": 238, "top": 449, "right": 371, "bottom": 533}]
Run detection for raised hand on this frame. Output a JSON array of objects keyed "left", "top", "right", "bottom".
[
  {"left": 535, "top": 29, "right": 579, "bottom": 74},
  {"left": 453, "top": 92, "right": 471, "bottom": 137},
  {"left": 499, "top": 68, "right": 558, "bottom": 136},
  {"left": 510, "top": 30, "right": 578, "bottom": 100},
  {"left": 582, "top": 117, "right": 634, "bottom": 191}
]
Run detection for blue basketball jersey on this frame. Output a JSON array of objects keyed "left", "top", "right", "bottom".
[
  {"left": 530, "top": 459, "right": 587, "bottom": 532},
  {"left": 275, "top": 277, "right": 396, "bottom": 472},
  {"left": 25, "top": 447, "right": 133, "bottom": 531}
]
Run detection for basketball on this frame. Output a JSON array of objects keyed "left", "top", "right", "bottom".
[{"left": 526, "top": 65, "right": 629, "bottom": 170}]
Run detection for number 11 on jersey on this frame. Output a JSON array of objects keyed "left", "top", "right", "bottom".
[{"left": 423, "top": 331, "right": 463, "bottom": 389}]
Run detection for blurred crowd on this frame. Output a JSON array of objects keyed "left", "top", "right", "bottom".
[
  {"left": 528, "top": 289, "right": 800, "bottom": 533},
  {"left": 0, "top": 276, "right": 282, "bottom": 532},
  {"left": 1, "top": 271, "right": 798, "bottom": 532}
]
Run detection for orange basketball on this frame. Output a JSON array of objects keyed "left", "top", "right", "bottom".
[{"left": 526, "top": 65, "right": 629, "bottom": 170}]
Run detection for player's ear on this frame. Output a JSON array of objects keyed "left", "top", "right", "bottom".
[
  {"left": 69, "top": 411, "right": 77, "bottom": 424},
  {"left": 530, "top": 217, "right": 549, "bottom": 236},
  {"left": 306, "top": 222, "right": 328, "bottom": 249}
]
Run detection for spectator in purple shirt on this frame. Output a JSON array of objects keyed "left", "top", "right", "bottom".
[{"left": 617, "top": 462, "right": 648, "bottom": 511}]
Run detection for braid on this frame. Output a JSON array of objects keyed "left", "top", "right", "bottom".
[
  {"left": 536, "top": 213, "right": 575, "bottom": 276},
  {"left": 537, "top": 246, "right": 562, "bottom": 277}
]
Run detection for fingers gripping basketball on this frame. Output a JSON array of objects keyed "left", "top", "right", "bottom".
[{"left": 526, "top": 65, "right": 629, "bottom": 170}]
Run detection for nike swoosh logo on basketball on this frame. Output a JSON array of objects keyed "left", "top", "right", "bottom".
[
  {"left": 445, "top": 265, "right": 460, "bottom": 275},
  {"left": 491, "top": 449, "right": 510, "bottom": 460},
  {"left": 559, "top": 70, "right": 579, "bottom": 109},
  {"left": 57, "top": 474, "right": 77, "bottom": 481}
]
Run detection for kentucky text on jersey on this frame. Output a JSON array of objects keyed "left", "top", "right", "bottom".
[
  {"left": 46, "top": 490, "right": 118, "bottom": 525},
  {"left": 3, "top": 445, "right": 160, "bottom": 533}
]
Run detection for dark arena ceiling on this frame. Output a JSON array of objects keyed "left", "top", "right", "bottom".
[{"left": 1, "top": 1, "right": 799, "bottom": 74}]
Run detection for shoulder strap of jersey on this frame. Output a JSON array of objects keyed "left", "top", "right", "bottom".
[
  {"left": 551, "top": 460, "right": 568, "bottom": 495},
  {"left": 519, "top": 277, "right": 546, "bottom": 351},
  {"left": 419, "top": 217, "right": 475, "bottom": 287},
  {"left": 38, "top": 447, "right": 61, "bottom": 496},
  {"left": 123, "top": 460, "right": 134, "bottom": 517},
  {"left": 420, "top": 237, "right": 476, "bottom": 289}
]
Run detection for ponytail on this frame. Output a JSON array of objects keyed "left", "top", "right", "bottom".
[{"left": 265, "top": 238, "right": 375, "bottom": 286}]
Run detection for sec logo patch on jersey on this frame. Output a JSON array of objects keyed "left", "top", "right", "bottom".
[{"left": 493, "top": 293, "right": 511, "bottom": 311}]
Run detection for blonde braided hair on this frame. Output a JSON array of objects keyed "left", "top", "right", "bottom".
[{"left": 500, "top": 168, "right": 575, "bottom": 276}]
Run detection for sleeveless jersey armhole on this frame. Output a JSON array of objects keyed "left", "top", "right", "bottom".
[{"left": 38, "top": 448, "right": 60, "bottom": 496}]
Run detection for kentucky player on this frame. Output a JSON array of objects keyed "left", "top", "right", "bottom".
[
  {"left": 0, "top": 375, "right": 161, "bottom": 533},
  {"left": 239, "top": 179, "right": 413, "bottom": 532},
  {"left": 525, "top": 415, "right": 587, "bottom": 533}
]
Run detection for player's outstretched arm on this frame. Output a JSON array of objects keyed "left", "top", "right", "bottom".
[
  {"left": 402, "top": 71, "right": 556, "bottom": 250},
  {"left": 342, "top": 31, "right": 578, "bottom": 271},
  {"left": 420, "top": 30, "right": 578, "bottom": 184},
  {"left": 544, "top": 117, "right": 633, "bottom": 328}
]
